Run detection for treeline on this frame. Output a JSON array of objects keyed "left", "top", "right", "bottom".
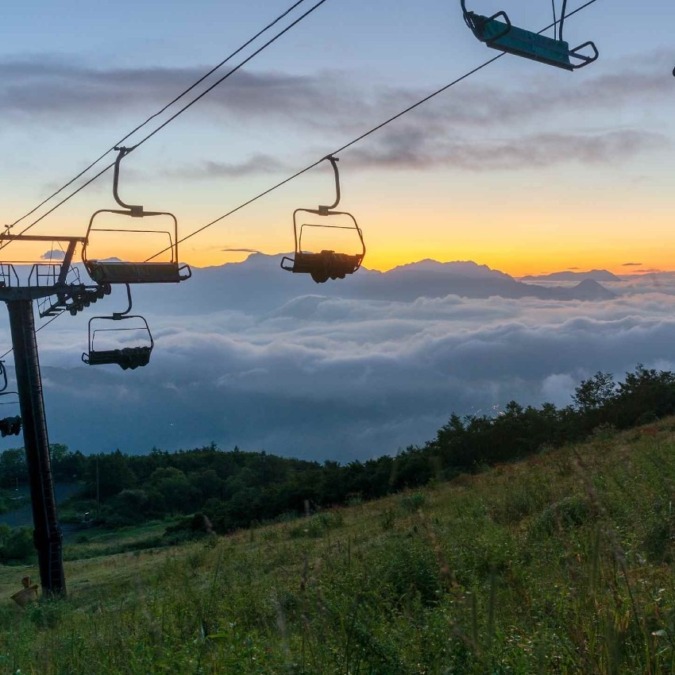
[{"left": 0, "top": 365, "right": 672, "bottom": 534}]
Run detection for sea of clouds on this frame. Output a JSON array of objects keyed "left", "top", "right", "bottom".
[{"left": 2, "top": 263, "right": 674, "bottom": 462}]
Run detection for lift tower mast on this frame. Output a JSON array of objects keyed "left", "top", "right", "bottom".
[{"left": 0, "top": 234, "right": 107, "bottom": 597}]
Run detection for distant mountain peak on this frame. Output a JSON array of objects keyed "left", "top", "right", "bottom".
[
  {"left": 568, "top": 278, "right": 615, "bottom": 300},
  {"left": 521, "top": 269, "right": 621, "bottom": 282},
  {"left": 389, "top": 259, "right": 512, "bottom": 280}
]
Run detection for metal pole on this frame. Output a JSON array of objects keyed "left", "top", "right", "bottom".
[{"left": 7, "top": 299, "right": 65, "bottom": 597}]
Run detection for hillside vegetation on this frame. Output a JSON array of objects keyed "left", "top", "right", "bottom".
[
  {"left": 4, "top": 365, "right": 675, "bottom": 541},
  {"left": 0, "top": 419, "right": 673, "bottom": 673}
]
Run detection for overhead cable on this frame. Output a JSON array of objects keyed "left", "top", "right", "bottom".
[
  {"left": 1, "top": 0, "right": 600, "bottom": 359},
  {"left": 148, "top": 0, "right": 599, "bottom": 261},
  {"left": 4, "top": 0, "right": 328, "bottom": 245}
]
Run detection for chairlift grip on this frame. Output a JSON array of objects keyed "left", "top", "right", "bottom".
[
  {"left": 112, "top": 284, "right": 134, "bottom": 320},
  {"left": 318, "top": 155, "right": 341, "bottom": 214},
  {"left": 112, "top": 146, "right": 143, "bottom": 216},
  {"left": 0, "top": 362, "right": 7, "bottom": 393},
  {"left": 461, "top": 0, "right": 511, "bottom": 41}
]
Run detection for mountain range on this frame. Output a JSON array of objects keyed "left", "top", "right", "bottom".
[{"left": 131, "top": 256, "right": 616, "bottom": 315}]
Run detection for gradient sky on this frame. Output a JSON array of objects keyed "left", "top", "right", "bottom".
[{"left": 2, "top": 0, "right": 674, "bottom": 276}]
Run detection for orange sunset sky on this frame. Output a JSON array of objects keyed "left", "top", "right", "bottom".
[{"left": 2, "top": 0, "right": 673, "bottom": 278}]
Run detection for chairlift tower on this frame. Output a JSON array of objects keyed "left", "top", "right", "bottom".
[
  {"left": 0, "top": 148, "right": 191, "bottom": 597},
  {"left": 0, "top": 234, "right": 108, "bottom": 597}
]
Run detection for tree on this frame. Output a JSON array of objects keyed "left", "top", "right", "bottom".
[
  {"left": 85, "top": 450, "right": 137, "bottom": 500},
  {"left": 573, "top": 372, "right": 616, "bottom": 411},
  {"left": 0, "top": 449, "right": 26, "bottom": 488}
]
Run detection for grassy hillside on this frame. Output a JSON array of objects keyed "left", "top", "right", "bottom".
[{"left": 0, "top": 421, "right": 673, "bottom": 674}]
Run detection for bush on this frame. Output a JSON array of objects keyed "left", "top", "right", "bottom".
[
  {"left": 288, "top": 511, "right": 343, "bottom": 539},
  {"left": 491, "top": 479, "right": 552, "bottom": 525},
  {"left": 369, "top": 535, "right": 442, "bottom": 608},
  {"left": 0, "top": 524, "right": 35, "bottom": 564},
  {"left": 163, "top": 513, "right": 214, "bottom": 545},
  {"left": 642, "top": 520, "right": 673, "bottom": 564},
  {"left": 399, "top": 492, "right": 426, "bottom": 514},
  {"left": 529, "top": 495, "right": 592, "bottom": 538}
]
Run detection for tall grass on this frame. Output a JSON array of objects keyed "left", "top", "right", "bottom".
[{"left": 0, "top": 422, "right": 672, "bottom": 673}]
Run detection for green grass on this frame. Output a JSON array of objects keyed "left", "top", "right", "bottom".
[
  {"left": 0, "top": 421, "right": 673, "bottom": 673},
  {"left": 62, "top": 519, "right": 183, "bottom": 561}
]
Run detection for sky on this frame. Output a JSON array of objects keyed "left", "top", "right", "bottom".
[
  {"left": 2, "top": 1, "right": 675, "bottom": 462},
  {"left": 1, "top": 0, "right": 674, "bottom": 276}
]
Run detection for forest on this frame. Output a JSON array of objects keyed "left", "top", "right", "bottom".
[{"left": 1, "top": 364, "right": 673, "bottom": 541}]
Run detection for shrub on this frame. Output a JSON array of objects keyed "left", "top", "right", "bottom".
[
  {"left": 399, "top": 492, "right": 426, "bottom": 514},
  {"left": 369, "top": 535, "right": 442, "bottom": 608},
  {"left": 642, "top": 520, "right": 673, "bottom": 564},
  {"left": 529, "top": 495, "right": 592, "bottom": 538},
  {"left": 0, "top": 524, "right": 35, "bottom": 564},
  {"left": 288, "top": 511, "right": 343, "bottom": 539},
  {"left": 491, "top": 479, "right": 552, "bottom": 525}
]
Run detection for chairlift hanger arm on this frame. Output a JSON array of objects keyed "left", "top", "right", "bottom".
[
  {"left": 113, "top": 284, "right": 134, "bottom": 319},
  {"left": 319, "top": 155, "right": 341, "bottom": 214},
  {"left": 112, "top": 146, "right": 143, "bottom": 216},
  {"left": 558, "top": 0, "right": 567, "bottom": 41}
]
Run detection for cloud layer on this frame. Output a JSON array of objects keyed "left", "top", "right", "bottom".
[
  {"left": 3, "top": 261, "right": 675, "bottom": 462},
  {"left": 2, "top": 53, "right": 670, "bottom": 175}
]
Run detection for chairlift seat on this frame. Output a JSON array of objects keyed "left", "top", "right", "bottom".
[
  {"left": 284, "top": 250, "right": 363, "bottom": 284},
  {"left": 85, "top": 261, "right": 190, "bottom": 285},
  {"left": 84, "top": 346, "right": 151, "bottom": 370},
  {"left": 0, "top": 415, "right": 22, "bottom": 437},
  {"left": 464, "top": 11, "right": 597, "bottom": 70},
  {"left": 469, "top": 13, "right": 573, "bottom": 68}
]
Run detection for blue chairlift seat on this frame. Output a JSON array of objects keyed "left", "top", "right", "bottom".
[{"left": 463, "top": 7, "right": 598, "bottom": 71}]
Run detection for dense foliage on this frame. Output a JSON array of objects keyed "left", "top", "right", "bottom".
[{"left": 1, "top": 364, "right": 674, "bottom": 535}]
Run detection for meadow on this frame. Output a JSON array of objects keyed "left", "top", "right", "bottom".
[{"left": 0, "top": 421, "right": 672, "bottom": 674}]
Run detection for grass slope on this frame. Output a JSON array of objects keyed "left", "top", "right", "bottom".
[{"left": 0, "top": 421, "right": 673, "bottom": 674}]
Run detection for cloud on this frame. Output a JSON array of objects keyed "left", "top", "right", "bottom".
[
  {"left": 164, "top": 154, "right": 286, "bottom": 180},
  {"left": 40, "top": 249, "right": 66, "bottom": 260},
  {"left": 8, "top": 267, "right": 675, "bottom": 462},
  {"left": 220, "top": 247, "right": 263, "bottom": 254},
  {"left": 348, "top": 128, "right": 665, "bottom": 171},
  {"left": 0, "top": 58, "right": 347, "bottom": 125},
  {"left": 2, "top": 52, "right": 670, "bottom": 135},
  {"left": 1, "top": 51, "right": 670, "bottom": 184},
  {"left": 622, "top": 262, "right": 642, "bottom": 267},
  {"left": 540, "top": 373, "right": 577, "bottom": 407}
]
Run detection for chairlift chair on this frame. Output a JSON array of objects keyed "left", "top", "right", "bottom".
[
  {"left": 460, "top": 0, "right": 598, "bottom": 71},
  {"left": 0, "top": 361, "right": 8, "bottom": 394},
  {"left": 82, "top": 147, "right": 191, "bottom": 285},
  {"left": 0, "top": 391, "right": 22, "bottom": 437},
  {"left": 81, "top": 284, "right": 154, "bottom": 370},
  {"left": 281, "top": 156, "right": 366, "bottom": 284}
]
